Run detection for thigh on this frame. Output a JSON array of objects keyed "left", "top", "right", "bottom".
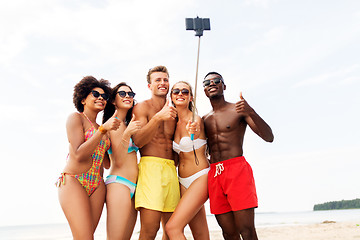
[
  {"left": 170, "top": 174, "right": 208, "bottom": 229},
  {"left": 89, "top": 180, "right": 106, "bottom": 230},
  {"left": 106, "top": 183, "right": 135, "bottom": 239},
  {"left": 233, "top": 208, "right": 256, "bottom": 231},
  {"left": 139, "top": 208, "right": 162, "bottom": 236},
  {"left": 58, "top": 175, "right": 94, "bottom": 239},
  {"left": 215, "top": 212, "right": 239, "bottom": 238},
  {"left": 188, "top": 206, "right": 210, "bottom": 239}
]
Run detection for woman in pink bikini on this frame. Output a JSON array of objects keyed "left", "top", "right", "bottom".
[
  {"left": 56, "top": 76, "right": 120, "bottom": 239},
  {"left": 165, "top": 81, "right": 210, "bottom": 239}
]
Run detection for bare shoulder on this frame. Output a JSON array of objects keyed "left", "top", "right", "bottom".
[
  {"left": 133, "top": 100, "right": 151, "bottom": 115},
  {"left": 66, "top": 112, "right": 82, "bottom": 126},
  {"left": 202, "top": 111, "right": 213, "bottom": 121}
]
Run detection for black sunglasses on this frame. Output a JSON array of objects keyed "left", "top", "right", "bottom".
[
  {"left": 203, "top": 77, "right": 222, "bottom": 87},
  {"left": 172, "top": 88, "right": 190, "bottom": 95},
  {"left": 118, "top": 91, "right": 136, "bottom": 98},
  {"left": 91, "top": 90, "right": 109, "bottom": 101}
]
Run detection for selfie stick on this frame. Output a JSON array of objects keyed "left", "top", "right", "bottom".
[{"left": 185, "top": 17, "right": 210, "bottom": 140}]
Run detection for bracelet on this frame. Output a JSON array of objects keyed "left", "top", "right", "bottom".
[{"left": 98, "top": 125, "right": 107, "bottom": 134}]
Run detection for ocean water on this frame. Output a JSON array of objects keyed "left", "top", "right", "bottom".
[{"left": 1, "top": 209, "right": 360, "bottom": 240}]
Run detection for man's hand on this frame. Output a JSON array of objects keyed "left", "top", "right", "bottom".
[
  {"left": 235, "top": 92, "right": 254, "bottom": 117},
  {"left": 155, "top": 99, "right": 177, "bottom": 121}
]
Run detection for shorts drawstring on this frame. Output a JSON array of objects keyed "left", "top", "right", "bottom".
[{"left": 214, "top": 163, "right": 224, "bottom": 177}]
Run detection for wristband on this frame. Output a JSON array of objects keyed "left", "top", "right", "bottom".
[{"left": 98, "top": 125, "right": 107, "bottom": 134}]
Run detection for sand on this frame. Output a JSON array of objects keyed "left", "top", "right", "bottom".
[{"left": 178, "top": 221, "right": 360, "bottom": 240}]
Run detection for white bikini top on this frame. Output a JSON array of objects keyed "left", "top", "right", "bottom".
[{"left": 173, "top": 137, "right": 207, "bottom": 154}]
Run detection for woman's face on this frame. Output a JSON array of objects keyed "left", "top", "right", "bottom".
[
  {"left": 114, "top": 85, "right": 135, "bottom": 110},
  {"left": 171, "top": 82, "right": 192, "bottom": 108},
  {"left": 82, "top": 87, "right": 108, "bottom": 111}
]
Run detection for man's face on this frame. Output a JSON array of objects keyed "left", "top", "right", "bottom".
[
  {"left": 148, "top": 71, "right": 169, "bottom": 96},
  {"left": 203, "top": 74, "right": 225, "bottom": 99}
]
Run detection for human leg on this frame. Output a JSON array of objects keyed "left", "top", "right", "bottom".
[
  {"left": 138, "top": 208, "right": 162, "bottom": 240},
  {"left": 58, "top": 175, "right": 95, "bottom": 239},
  {"left": 233, "top": 208, "right": 258, "bottom": 240},
  {"left": 161, "top": 212, "right": 173, "bottom": 240},
  {"left": 215, "top": 212, "right": 240, "bottom": 240},
  {"left": 106, "top": 183, "right": 136, "bottom": 240},
  {"left": 165, "top": 175, "right": 209, "bottom": 240}
]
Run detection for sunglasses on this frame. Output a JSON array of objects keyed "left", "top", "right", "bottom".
[
  {"left": 172, "top": 88, "right": 190, "bottom": 96},
  {"left": 203, "top": 77, "right": 223, "bottom": 87},
  {"left": 91, "top": 90, "right": 109, "bottom": 101},
  {"left": 117, "top": 91, "right": 136, "bottom": 98}
]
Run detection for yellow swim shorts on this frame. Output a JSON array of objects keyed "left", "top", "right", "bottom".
[{"left": 135, "top": 156, "right": 180, "bottom": 212}]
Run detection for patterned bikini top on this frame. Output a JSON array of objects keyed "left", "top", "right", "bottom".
[
  {"left": 82, "top": 113, "right": 111, "bottom": 168},
  {"left": 173, "top": 137, "right": 207, "bottom": 154}
]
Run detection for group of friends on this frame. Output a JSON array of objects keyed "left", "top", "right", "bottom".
[{"left": 56, "top": 65, "right": 274, "bottom": 240}]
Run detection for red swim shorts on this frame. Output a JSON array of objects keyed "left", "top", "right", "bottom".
[{"left": 208, "top": 156, "right": 258, "bottom": 215}]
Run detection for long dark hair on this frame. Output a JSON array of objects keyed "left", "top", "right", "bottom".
[{"left": 102, "top": 82, "right": 135, "bottom": 125}]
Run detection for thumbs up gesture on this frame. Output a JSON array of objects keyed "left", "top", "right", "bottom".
[
  {"left": 125, "top": 114, "right": 142, "bottom": 136},
  {"left": 103, "top": 109, "right": 121, "bottom": 131},
  {"left": 155, "top": 98, "right": 177, "bottom": 120},
  {"left": 235, "top": 92, "right": 254, "bottom": 117}
]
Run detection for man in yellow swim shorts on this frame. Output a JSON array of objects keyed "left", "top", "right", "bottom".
[{"left": 132, "top": 65, "right": 180, "bottom": 239}]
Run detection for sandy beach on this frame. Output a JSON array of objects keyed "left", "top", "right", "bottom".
[{"left": 177, "top": 221, "right": 360, "bottom": 240}]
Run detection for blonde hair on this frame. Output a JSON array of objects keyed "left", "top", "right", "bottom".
[{"left": 146, "top": 65, "right": 169, "bottom": 84}]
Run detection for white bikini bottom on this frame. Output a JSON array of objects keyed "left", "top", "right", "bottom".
[{"left": 178, "top": 167, "right": 210, "bottom": 189}]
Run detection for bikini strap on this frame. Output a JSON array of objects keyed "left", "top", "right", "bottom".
[{"left": 82, "top": 112, "right": 94, "bottom": 127}]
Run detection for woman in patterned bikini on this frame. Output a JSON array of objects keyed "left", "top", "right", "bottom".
[
  {"left": 102, "top": 82, "right": 141, "bottom": 240},
  {"left": 56, "top": 76, "right": 120, "bottom": 239},
  {"left": 165, "top": 81, "right": 210, "bottom": 239}
]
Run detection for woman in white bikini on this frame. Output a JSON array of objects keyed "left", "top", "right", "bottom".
[
  {"left": 102, "top": 82, "right": 141, "bottom": 240},
  {"left": 165, "top": 81, "right": 210, "bottom": 239}
]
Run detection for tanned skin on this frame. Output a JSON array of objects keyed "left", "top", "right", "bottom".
[
  {"left": 132, "top": 70, "right": 177, "bottom": 240},
  {"left": 203, "top": 73, "right": 274, "bottom": 240}
]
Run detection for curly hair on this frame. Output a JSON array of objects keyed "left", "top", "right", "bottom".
[
  {"left": 171, "top": 81, "right": 196, "bottom": 112},
  {"left": 146, "top": 65, "right": 169, "bottom": 84},
  {"left": 73, "top": 76, "right": 111, "bottom": 112},
  {"left": 102, "top": 82, "right": 135, "bottom": 125}
]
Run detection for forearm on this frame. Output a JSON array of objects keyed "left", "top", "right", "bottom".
[
  {"left": 70, "top": 130, "right": 107, "bottom": 162},
  {"left": 247, "top": 112, "right": 274, "bottom": 142},
  {"left": 132, "top": 116, "right": 161, "bottom": 147}
]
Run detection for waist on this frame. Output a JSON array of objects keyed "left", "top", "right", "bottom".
[
  {"left": 140, "top": 156, "right": 175, "bottom": 165},
  {"left": 210, "top": 156, "right": 246, "bottom": 168}
]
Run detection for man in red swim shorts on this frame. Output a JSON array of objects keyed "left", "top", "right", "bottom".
[{"left": 202, "top": 72, "right": 274, "bottom": 240}]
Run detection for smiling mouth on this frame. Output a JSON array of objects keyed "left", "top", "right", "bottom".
[{"left": 208, "top": 87, "right": 217, "bottom": 93}]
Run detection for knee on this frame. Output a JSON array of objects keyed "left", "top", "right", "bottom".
[
  {"left": 238, "top": 226, "right": 257, "bottom": 240},
  {"left": 222, "top": 230, "right": 240, "bottom": 240},
  {"left": 164, "top": 221, "right": 181, "bottom": 238},
  {"left": 140, "top": 224, "right": 160, "bottom": 239}
]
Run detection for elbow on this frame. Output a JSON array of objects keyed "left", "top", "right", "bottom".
[{"left": 266, "top": 134, "right": 274, "bottom": 143}]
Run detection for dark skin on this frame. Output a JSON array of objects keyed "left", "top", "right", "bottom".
[{"left": 202, "top": 73, "right": 274, "bottom": 240}]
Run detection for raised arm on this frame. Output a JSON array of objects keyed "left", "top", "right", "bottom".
[
  {"left": 67, "top": 112, "right": 120, "bottom": 163},
  {"left": 235, "top": 92, "right": 274, "bottom": 142},
  {"left": 132, "top": 99, "right": 177, "bottom": 148}
]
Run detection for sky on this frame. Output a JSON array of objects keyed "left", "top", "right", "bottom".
[{"left": 0, "top": 0, "right": 359, "bottom": 227}]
